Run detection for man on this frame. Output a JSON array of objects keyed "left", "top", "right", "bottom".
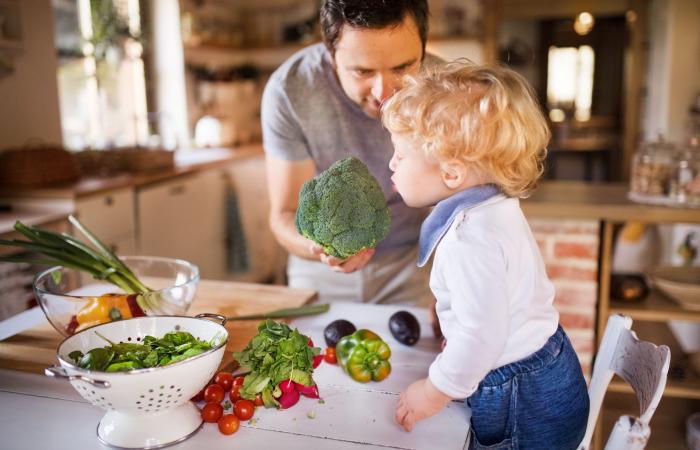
[{"left": 262, "top": 0, "right": 434, "bottom": 307}]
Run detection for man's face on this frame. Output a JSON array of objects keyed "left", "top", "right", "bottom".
[{"left": 332, "top": 15, "right": 423, "bottom": 119}]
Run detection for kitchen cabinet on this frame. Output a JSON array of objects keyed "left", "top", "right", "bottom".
[
  {"left": 136, "top": 170, "right": 227, "bottom": 280},
  {"left": 74, "top": 187, "right": 136, "bottom": 256},
  {"left": 136, "top": 153, "right": 282, "bottom": 283}
]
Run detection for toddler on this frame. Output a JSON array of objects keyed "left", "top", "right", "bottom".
[{"left": 382, "top": 60, "right": 590, "bottom": 449}]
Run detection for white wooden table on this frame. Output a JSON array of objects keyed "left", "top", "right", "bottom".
[{"left": 0, "top": 302, "right": 470, "bottom": 449}]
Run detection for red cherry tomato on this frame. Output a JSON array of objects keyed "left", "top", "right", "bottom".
[
  {"left": 201, "top": 402, "right": 223, "bottom": 423},
  {"left": 217, "top": 414, "right": 240, "bottom": 435},
  {"left": 232, "top": 376, "right": 245, "bottom": 388},
  {"left": 214, "top": 372, "right": 234, "bottom": 391},
  {"left": 229, "top": 385, "right": 242, "bottom": 402},
  {"left": 323, "top": 347, "right": 337, "bottom": 364},
  {"left": 313, "top": 354, "right": 323, "bottom": 368},
  {"left": 190, "top": 387, "right": 205, "bottom": 402},
  {"left": 254, "top": 393, "right": 264, "bottom": 407},
  {"left": 204, "top": 384, "right": 225, "bottom": 403},
  {"left": 234, "top": 399, "right": 255, "bottom": 421}
]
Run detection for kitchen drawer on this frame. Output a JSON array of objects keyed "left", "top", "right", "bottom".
[{"left": 75, "top": 188, "right": 135, "bottom": 240}]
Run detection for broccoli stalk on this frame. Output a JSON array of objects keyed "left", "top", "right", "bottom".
[{"left": 295, "top": 156, "right": 391, "bottom": 259}]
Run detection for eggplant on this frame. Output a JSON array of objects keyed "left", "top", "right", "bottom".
[
  {"left": 324, "top": 319, "right": 357, "bottom": 348},
  {"left": 389, "top": 311, "right": 421, "bottom": 346}
]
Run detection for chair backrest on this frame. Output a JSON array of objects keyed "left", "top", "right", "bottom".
[{"left": 578, "top": 314, "right": 671, "bottom": 450}]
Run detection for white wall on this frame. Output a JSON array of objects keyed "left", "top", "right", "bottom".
[
  {"left": 644, "top": 0, "right": 700, "bottom": 142},
  {"left": 0, "top": 0, "right": 62, "bottom": 148}
]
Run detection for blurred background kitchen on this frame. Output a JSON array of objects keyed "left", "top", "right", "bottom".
[{"left": 0, "top": 1, "right": 699, "bottom": 448}]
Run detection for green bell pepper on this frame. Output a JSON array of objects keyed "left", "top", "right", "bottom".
[{"left": 336, "top": 329, "right": 391, "bottom": 382}]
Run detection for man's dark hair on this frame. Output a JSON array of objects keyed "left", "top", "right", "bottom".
[{"left": 320, "top": 0, "right": 429, "bottom": 57}]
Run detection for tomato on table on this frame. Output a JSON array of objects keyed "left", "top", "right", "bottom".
[
  {"left": 204, "top": 384, "right": 225, "bottom": 403},
  {"left": 323, "top": 347, "right": 337, "bottom": 364},
  {"left": 201, "top": 402, "right": 223, "bottom": 423},
  {"left": 229, "top": 385, "right": 242, "bottom": 402},
  {"left": 234, "top": 399, "right": 255, "bottom": 421},
  {"left": 214, "top": 372, "right": 234, "bottom": 391},
  {"left": 218, "top": 414, "right": 240, "bottom": 435},
  {"left": 232, "top": 376, "right": 245, "bottom": 388}
]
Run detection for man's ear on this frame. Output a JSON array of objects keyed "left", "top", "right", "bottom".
[{"left": 440, "top": 160, "right": 468, "bottom": 189}]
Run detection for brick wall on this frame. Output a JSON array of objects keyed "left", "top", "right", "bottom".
[{"left": 529, "top": 219, "right": 600, "bottom": 377}]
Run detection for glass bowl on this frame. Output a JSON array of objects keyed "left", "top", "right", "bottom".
[{"left": 33, "top": 256, "right": 200, "bottom": 336}]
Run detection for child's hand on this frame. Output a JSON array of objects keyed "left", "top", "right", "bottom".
[{"left": 395, "top": 378, "right": 452, "bottom": 432}]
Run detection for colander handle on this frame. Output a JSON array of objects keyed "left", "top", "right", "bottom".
[
  {"left": 195, "top": 313, "right": 227, "bottom": 326},
  {"left": 45, "top": 366, "right": 111, "bottom": 388}
]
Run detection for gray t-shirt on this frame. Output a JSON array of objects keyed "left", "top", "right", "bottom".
[{"left": 261, "top": 43, "right": 428, "bottom": 255}]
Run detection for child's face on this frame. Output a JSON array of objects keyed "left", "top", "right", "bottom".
[{"left": 389, "top": 133, "right": 450, "bottom": 208}]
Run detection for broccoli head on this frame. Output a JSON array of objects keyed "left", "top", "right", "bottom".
[{"left": 295, "top": 156, "right": 391, "bottom": 259}]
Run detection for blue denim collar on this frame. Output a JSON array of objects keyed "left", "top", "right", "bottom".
[{"left": 417, "top": 184, "right": 501, "bottom": 267}]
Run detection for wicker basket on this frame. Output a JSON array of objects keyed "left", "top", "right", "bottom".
[
  {"left": 0, "top": 146, "right": 81, "bottom": 188},
  {"left": 75, "top": 147, "right": 175, "bottom": 175}
]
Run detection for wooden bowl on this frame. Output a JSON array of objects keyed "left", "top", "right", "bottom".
[{"left": 648, "top": 266, "right": 700, "bottom": 310}]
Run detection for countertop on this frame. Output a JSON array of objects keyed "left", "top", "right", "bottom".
[
  {"left": 0, "top": 145, "right": 264, "bottom": 199},
  {"left": 0, "top": 198, "right": 74, "bottom": 236},
  {"left": 522, "top": 181, "right": 700, "bottom": 223}
]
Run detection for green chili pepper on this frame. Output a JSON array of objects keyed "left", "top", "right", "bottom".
[{"left": 335, "top": 329, "right": 391, "bottom": 383}]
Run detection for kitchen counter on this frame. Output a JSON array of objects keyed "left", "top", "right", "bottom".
[
  {"left": 0, "top": 198, "right": 73, "bottom": 236},
  {"left": 522, "top": 180, "right": 700, "bottom": 222},
  {"left": 0, "top": 144, "right": 263, "bottom": 199}
]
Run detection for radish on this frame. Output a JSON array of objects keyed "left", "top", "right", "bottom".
[
  {"left": 295, "top": 383, "right": 320, "bottom": 399},
  {"left": 313, "top": 355, "right": 323, "bottom": 368},
  {"left": 279, "top": 379, "right": 295, "bottom": 394},
  {"left": 278, "top": 388, "right": 300, "bottom": 409}
]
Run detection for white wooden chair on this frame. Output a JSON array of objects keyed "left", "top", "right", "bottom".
[{"left": 578, "top": 314, "right": 671, "bottom": 450}]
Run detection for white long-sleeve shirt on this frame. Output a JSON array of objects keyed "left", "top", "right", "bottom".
[{"left": 427, "top": 195, "right": 559, "bottom": 399}]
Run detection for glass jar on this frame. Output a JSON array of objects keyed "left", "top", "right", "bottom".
[
  {"left": 670, "top": 146, "right": 700, "bottom": 208},
  {"left": 629, "top": 139, "right": 678, "bottom": 205}
]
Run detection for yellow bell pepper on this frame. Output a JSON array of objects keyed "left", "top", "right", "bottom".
[{"left": 76, "top": 294, "right": 132, "bottom": 326}]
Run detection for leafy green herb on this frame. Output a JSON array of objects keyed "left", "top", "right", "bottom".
[
  {"left": 232, "top": 320, "right": 320, "bottom": 408},
  {"left": 68, "top": 330, "right": 222, "bottom": 372}
]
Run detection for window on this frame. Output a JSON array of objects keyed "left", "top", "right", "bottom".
[
  {"left": 54, "top": 0, "right": 148, "bottom": 150},
  {"left": 546, "top": 45, "right": 595, "bottom": 122}
]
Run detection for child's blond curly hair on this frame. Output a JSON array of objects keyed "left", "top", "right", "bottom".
[{"left": 382, "top": 59, "right": 550, "bottom": 198}]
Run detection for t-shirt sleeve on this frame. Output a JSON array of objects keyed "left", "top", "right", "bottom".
[
  {"left": 428, "top": 232, "right": 510, "bottom": 399},
  {"left": 261, "top": 74, "right": 311, "bottom": 161}
]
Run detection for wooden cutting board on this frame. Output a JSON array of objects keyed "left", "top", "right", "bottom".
[{"left": 0, "top": 280, "right": 317, "bottom": 374}]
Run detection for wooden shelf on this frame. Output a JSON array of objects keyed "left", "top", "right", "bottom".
[
  {"left": 609, "top": 290, "right": 700, "bottom": 323},
  {"left": 0, "top": 38, "right": 21, "bottom": 51},
  {"left": 609, "top": 374, "right": 700, "bottom": 400},
  {"left": 183, "top": 41, "right": 313, "bottom": 69}
]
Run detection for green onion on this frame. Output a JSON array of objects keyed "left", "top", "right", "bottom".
[
  {"left": 0, "top": 215, "right": 152, "bottom": 295},
  {"left": 227, "top": 303, "right": 330, "bottom": 321}
]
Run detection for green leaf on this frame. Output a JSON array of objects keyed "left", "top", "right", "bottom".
[
  {"left": 79, "top": 348, "right": 115, "bottom": 371},
  {"left": 68, "top": 350, "right": 83, "bottom": 364},
  {"left": 51, "top": 270, "right": 62, "bottom": 285},
  {"left": 106, "top": 360, "right": 143, "bottom": 372}
]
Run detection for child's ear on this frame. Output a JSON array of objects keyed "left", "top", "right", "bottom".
[{"left": 440, "top": 160, "right": 468, "bottom": 189}]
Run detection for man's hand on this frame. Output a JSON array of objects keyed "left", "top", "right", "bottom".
[
  {"left": 310, "top": 245, "right": 375, "bottom": 273},
  {"left": 395, "top": 378, "right": 452, "bottom": 432}
]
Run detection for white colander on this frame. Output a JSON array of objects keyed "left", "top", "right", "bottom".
[{"left": 45, "top": 313, "right": 228, "bottom": 449}]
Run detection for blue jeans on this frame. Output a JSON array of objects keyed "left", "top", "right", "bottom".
[{"left": 467, "top": 326, "right": 589, "bottom": 449}]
